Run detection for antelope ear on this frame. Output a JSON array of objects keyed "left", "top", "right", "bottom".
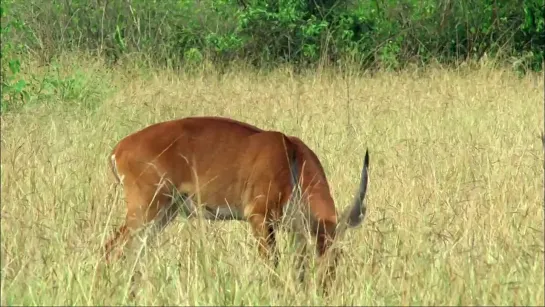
[{"left": 346, "top": 149, "right": 369, "bottom": 227}]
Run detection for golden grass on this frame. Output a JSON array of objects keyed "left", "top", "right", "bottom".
[{"left": 1, "top": 56, "right": 543, "bottom": 305}]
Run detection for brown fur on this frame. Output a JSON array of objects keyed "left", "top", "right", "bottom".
[{"left": 103, "top": 116, "right": 370, "bottom": 291}]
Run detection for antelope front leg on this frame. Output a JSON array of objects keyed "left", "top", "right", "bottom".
[
  {"left": 315, "top": 220, "right": 339, "bottom": 295},
  {"left": 294, "top": 233, "right": 309, "bottom": 283},
  {"left": 247, "top": 213, "right": 278, "bottom": 268}
]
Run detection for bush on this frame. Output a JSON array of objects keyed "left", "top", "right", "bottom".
[{"left": 1, "top": 0, "right": 544, "bottom": 73}]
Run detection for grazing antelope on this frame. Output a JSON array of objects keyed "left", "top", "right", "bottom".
[{"left": 103, "top": 116, "right": 369, "bottom": 289}]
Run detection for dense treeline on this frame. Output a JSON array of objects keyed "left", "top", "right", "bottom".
[{"left": 1, "top": 0, "right": 544, "bottom": 74}]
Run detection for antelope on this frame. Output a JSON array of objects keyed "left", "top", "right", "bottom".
[{"left": 103, "top": 116, "right": 370, "bottom": 289}]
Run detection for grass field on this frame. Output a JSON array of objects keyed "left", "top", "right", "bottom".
[{"left": 1, "top": 55, "right": 544, "bottom": 305}]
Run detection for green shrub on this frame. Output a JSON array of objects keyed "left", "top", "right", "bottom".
[{"left": 1, "top": 0, "right": 543, "bottom": 73}]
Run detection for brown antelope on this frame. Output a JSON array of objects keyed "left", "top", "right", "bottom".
[{"left": 103, "top": 116, "right": 369, "bottom": 289}]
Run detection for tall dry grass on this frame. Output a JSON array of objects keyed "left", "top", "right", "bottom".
[{"left": 1, "top": 56, "right": 543, "bottom": 305}]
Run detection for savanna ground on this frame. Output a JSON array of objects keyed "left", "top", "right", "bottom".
[{"left": 1, "top": 55, "right": 543, "bottom": 305}]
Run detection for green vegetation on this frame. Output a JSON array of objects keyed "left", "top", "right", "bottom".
[
  {"left": 2, "top": 0, "right": 544, "bottom": 112},
  {"left": 3, "top": 0, "right": 545, "bottom": 68},
  {"left": 1, "top": 0, "right": 543, "bottom": 305}
]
